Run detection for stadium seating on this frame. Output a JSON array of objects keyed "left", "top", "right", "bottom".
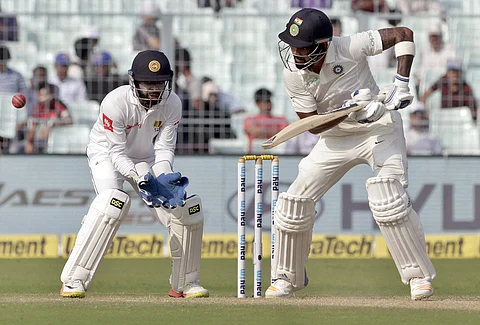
[
  {"left": 0, "top": 0, "right": 479, "bottom": 155},
  {"left": 429, "top": 106, "right": 480, "bottom": 155},
  {"left": 67, "top": 100, "right": 100, "bottom": 126},
  {"left": 46, "top": 124, "right": 91, "bottom": 154}
]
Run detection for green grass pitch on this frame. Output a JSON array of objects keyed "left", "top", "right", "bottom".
[{"left": 0, "top": 259, "right": 479, "bottom": 325}]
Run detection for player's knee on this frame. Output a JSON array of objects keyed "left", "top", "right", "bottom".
[
  {"left": 170, "top": 195, "right": 204, "bottom": 226},
  {"left": 366, "top": 177, "right": 410, "bottom": 224},
  {"left": 275, "top": 193, "right": 315, "bottom": 232},
  {"left": 90, "top": 189, "right": 131, "bottom": 222}
]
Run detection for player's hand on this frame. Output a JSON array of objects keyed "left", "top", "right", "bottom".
[
  {"left": 379, "top": 75, "right": 414, "bottom": 110},
  {"left": 349, "top": 101, "right": 386, "bottom": 123},
  {"left": 156, "top": 172, "right": 189, "bottom": 208},
  {"left": 348, "top": 88, "right": 374, "bottom": 107},
  {"left": 136, "top": 172, "right": 166, "bottom": 208},
  {"left": 348, "top": 89, "right": 386, "bottom": 123}
]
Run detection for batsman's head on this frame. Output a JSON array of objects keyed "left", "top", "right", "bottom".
[
  {"left": 278, "top": 8, "right": 332, "bottom": 72},
  {"left": 128, "top": 50, "right": 173, "bottom": 109}
]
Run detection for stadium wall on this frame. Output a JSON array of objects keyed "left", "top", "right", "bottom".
[{"left": 0, "top": 155, "right": 479, "bottom": 258}]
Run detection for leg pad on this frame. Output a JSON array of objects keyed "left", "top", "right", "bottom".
[
  {"left": 272, "top": 192, "right": 315, "bottom": 289},
  {"left": 366, "top": 177, "right": 436, "bottom": 284}
]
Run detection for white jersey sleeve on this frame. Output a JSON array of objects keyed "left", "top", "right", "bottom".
[
  {"left": 101, "top": 93, "right": 136, "bottom": 177},
  {"left": 284, "top": 68, "right": 318, "bottom": 114},
  {"left": 153, "top": 93, "right": 182, "bottom": 169},
  {"left": 340, "top": 30, "right": 384, "bottom": 61}
]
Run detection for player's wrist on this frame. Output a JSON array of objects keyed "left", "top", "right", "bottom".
[{"left": 394, "top": 74, "right": 409, "bottom": 88}]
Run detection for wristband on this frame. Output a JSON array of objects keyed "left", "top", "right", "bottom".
[
  {"left": 394, "top": 74, "right": 409, "bottom": 88},
  {"left": 394, "top": 41, "right": 415, "bottom": 57}
]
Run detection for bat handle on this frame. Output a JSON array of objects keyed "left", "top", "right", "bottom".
[{"left": 376, "top": 93, "right": 386, "bottom": 103}]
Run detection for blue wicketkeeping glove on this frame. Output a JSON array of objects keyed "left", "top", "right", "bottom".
[
  {"left": 155, "top": 172, "right": 189, "bottom": 208},
  {"left": 137, "top": 172, "right": 167, "bottom": 208}
]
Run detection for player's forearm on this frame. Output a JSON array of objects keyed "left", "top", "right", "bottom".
[
  {"left": 378, "top": 27, "right": 413, "bottom": 50},
  {"left": 379, "top": 27, "right": 415, "bottom": 77},
  {"left": 396, "top": 55, "right": 414, "bottom": 78}
]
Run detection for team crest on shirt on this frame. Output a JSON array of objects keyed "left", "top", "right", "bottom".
[
  {"left": 332, "top": 64, "right": 344, "bottom": 75},
  {"left": 102, "top": 113, "right": 113, "bottom": 132},
  {"left": 153, "top": 120, "right": 163, "bottom": 132}
]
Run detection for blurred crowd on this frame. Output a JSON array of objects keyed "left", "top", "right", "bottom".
[{"left": 0, "top": 0, "right": 479, "bottom": 156}]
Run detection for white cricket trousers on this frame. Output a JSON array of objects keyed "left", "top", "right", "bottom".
[{"left": 288, "top": 111, "right": 409, "bottom": 200}]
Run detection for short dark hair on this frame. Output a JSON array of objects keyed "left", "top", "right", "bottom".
[
  {"left": 254, "top": 88, "right": 273, "bottom": 102},
  {"left": 0, "top": 44, "right": 11, "bottom": 61},
  {"left": 331, "top": 18, "right": 342, "bottom": 26},
  {"left": 33, "top": 65, "right": 47, "bottom": 74},
  {"left": 175, "top": 48, "right": 191, "bottom": 63}
]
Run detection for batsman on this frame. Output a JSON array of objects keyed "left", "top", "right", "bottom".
[
  {"left": 60, "top": 50, "right": 209, "bottom": 298},
  {"left": 267, "top": 8, "right": 435, "bottom": 300}
]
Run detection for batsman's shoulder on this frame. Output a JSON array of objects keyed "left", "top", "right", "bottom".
[{"left": 283, "top": 67, "right": 302, "bottom": 82}]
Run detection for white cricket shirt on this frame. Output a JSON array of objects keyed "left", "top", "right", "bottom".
[
  {"left": 284, "top": 30, "right": 388, "bottom": 133},
  {"left": 87, "top": 85, "right": 182, "bottom": 177}
]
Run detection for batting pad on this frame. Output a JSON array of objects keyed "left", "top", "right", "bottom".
[
  {"left": 60, "top": 189, "right": 131, "bottom": 289},
  {"left": 272, "top": 193, "right": 315, "bottom": 289},
  {"left": 366, "top": 177, "right": 436, "bottom": 284},
  {"left": 169, "top": 195, "right": 204, "bottom": 292}
]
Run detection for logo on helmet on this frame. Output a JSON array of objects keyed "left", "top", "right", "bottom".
[
  {"left": 148, "top": 60, "right": 161, "bottom": 72},
  {"left": 290, "top": 24, "right": 299, "bottom": 37},
  {"left": 290, "top": 17, "right": 303, "bottom": 37},
  {"left": 293, "top": 17, "right": 303, "bottom": 25}
]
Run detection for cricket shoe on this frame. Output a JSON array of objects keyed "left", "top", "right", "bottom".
[
  {"left": 60, "top": 279, "right": 86, "bottom": 298},
  {"left": 410, "top": 277, "right": 434, "bottom": 300},
  {"left": 265, "top": 279, "right": 295, "bottom": 298},
  {"left": 169, "top": 283, "right": 210, "bottom": 298}
]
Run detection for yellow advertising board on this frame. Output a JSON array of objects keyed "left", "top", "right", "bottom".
[
  {"left": 1, "top": 233, "right": 478, "bottom": 259},
  {"left": 375, "top": 235, "right": 480, "bottom": 259},
  {"left": 202, "top": 234, "right": 272, "bottom": 258},
  {"left": 61, "top": 234, "right": 165, "bottom": 258},
  {"left": 309, "top": 235, "right": 374, "bottom": 258},
  {"left": 0, "top": 234, "right": 58, "bottom": 258}
]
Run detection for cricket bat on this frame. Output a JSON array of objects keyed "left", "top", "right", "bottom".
[
  {"left": 262, "top": 93, "right": 386, "bottom": 150},
  {"left": 261, "top": 102, "right": 363, "bottom": 149}
]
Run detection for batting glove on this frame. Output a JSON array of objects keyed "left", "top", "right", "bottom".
[
  {"left": 380, "top": 74, "right": 414, "bottom": 110},
  {"left": 348, "top": 89, "right": 386, "bottom": 123}
]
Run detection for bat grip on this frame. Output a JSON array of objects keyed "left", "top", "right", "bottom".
[{"left": 376, "top": 93, "right": 386, "bottom": 103}]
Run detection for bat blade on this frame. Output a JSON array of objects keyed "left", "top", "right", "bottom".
[{"left": 262, "top": 103, "right": 362, "bottom": 149}]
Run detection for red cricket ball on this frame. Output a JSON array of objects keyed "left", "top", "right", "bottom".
[{"left": 12, "top": 93, "right": 26, "bottom": 109}]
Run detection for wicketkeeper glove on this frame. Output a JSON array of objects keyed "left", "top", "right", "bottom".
[
  {"left": 155, "top": 172, "right": 189, "bottom": 208},
  {"left": 136, "top": 172, "right": 167, "bottom": 208},
  {"left": 380, "top": 74, "right": 414, "bottom": 110},
  {"left": 347, "top": 89, "right": 386, "bottom": 124}
]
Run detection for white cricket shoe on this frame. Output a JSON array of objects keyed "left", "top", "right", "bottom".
[
  {"left": 265, "top": 279, "right": 294, "bottom": 298},
  {"left": 60, "top": 279, "right": 86, "bottom": 298},
  {"left": 410, "top": 277, "right": 434, "bottom": 300},
  {"left": 169, "top": 282, "right": 210, "bottom": 298}
]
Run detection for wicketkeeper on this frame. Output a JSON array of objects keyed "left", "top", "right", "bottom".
[
  {"left": 267, "top": 8, "right": 435, "bottom": 300},
  {"left": 60, "top": 50, "right": 209, "bottom": 299}
]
